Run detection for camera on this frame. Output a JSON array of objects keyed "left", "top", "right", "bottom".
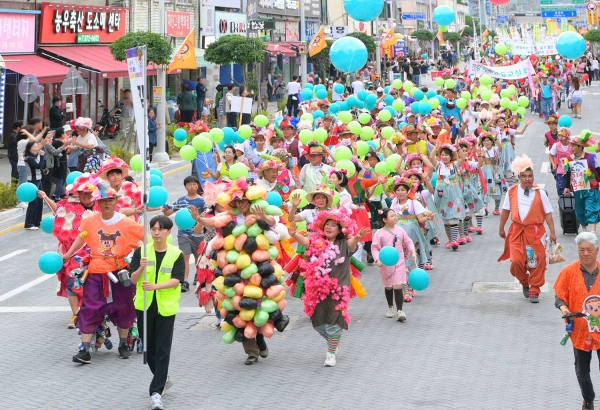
[{"left": 117, "top": 269, "right": 132, "bottom": 287}]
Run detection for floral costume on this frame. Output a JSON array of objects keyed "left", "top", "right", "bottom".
[
  {"left": 459, "top": 160, "right": 485, "bottom": 213},
  {"left": 481, "top": 146, "right": 507, "bottom": 200},
  {"left": 434, "top": 162, "right": 466, "bottom": 221}
]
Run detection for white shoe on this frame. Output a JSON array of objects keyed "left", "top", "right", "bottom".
[
  {"left": 25, "top": 226, "right": 39, "bottom": 230},
  {"left": 18, "top": 202, "right": 28, "bottom": 208},
  {"left": 162, "top": 376, "right": 173, "bottom": 395},
  {"left": 397, "top": 310, "right": 407, "bottom": 322},
  {"left": 324, "top": 352, "right": 336, "bottom": 367},
  {"left": 386, "top": 307, "right": 395, "bottom": 318},
  {"left": 150, "top": 393, "right": 163, "bottom": 410}
]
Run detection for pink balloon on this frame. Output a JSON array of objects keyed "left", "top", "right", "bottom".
[{"left": 490, "top": 0, "right": 510, "bottom": 4}]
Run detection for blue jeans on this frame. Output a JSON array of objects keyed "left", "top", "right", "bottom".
[
  {"left": 54, "top": 179, "right": 65, "bottom": 199},
  {"left": 24, "top": 180, "right": 43, "bottom": 228},
  {"left": 17, "top": 165, "right": 27, "bottom": 186},
  {"left": 540, "top": 97, "right": 554, "bottom": 120},
  {"left": 413, "top": 74, "right": 420, "bottom": 87}
]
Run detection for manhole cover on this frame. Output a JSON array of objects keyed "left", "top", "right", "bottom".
[
  {"left": 189, "top": 315, "right": 301, "bottom": 331},
  {"left": 471, "top": 282, "right": 550, "bottom": 293}
]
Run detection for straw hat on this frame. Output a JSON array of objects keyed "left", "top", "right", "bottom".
[{"left": 305, "top": 184, "right": 334, "bottom": 208}]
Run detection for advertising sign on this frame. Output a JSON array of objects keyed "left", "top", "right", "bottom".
[
  {"left": 166, "top": 11, "right": 191, "bottom": 37},
  {"left": 0, "top": 12, "right": 36, "bottom": 53}
]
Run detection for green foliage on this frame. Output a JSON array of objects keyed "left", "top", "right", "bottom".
[
  {"left": 0, "top": 181, "right": 17, "bottom": 210},
  {"left": 411, "top": 30, "right": 435, "bottom": 42},
  {"left": 277, "top": 100, "right": 288, "bottom": 112},
  {"left": 109, "top": 32, "right": 173, "bottom": 65},
  {"left": 109, "top": 145, "right": 133, "bottom": 164},
  {"left": 205, "top": 35, "right": 265, "bottom": 66},
  {"left": 246, "top": 70, "right": 259, "bottom": 95},
  {"left": 443, "top": 32, "right": 462, "bottom": 44},
  {"left": 346, "top": 32, "right": 377, "bottom": 54},
  {"left": 585, "top": 29, "right": 600, "bottom": 43},
  {"left": 461, "top": 26, "right": 474, "bottom": 38},
  {"left": 310, "top": 40, "right": 333, "bottom": 79},
  {"left": 251, "top": 110, "right": 268, "bottom": 121}
]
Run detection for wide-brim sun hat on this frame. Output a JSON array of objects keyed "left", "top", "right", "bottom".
[{"left": 305, "top": 184, "right": 334, "bottom": 208}]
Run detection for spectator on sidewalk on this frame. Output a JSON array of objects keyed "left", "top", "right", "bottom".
[
  {"left": 49, "top": 97, "right": 65, "bottom": 130},
  {"left": 286, "top": 76, "right": 302, "bottom": 117},
  {"left": 7, "top": 121, "right": 23, "bottom": 183},
  {"left": 118, "top": 89, "right": 135, "bottom": 140},
  {"left": 196, "top": 77, "right": 206, "bottom": 113},
  {"left": 225, "top": 85, "right": 238, "bottom": 128},
  {"left": 177, "top": 84, "right": 195, "bottom": 123}
]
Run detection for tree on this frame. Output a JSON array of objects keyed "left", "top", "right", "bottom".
[
  {"left": 346, "top": 32, "right": 377, "bottom": 54},
  {"left": 443, "top": 32, "right": 462, "bottom": 44},
  {"left": 109, "top": 31, "right": 173, "bottom": 65},
  {"left": 205, "top": 35, "right": 265, "bottom": 85},
  {"left": 411, "top": 30, "right": 435, "bottom": 42},
  {"left": 585, "top": 30, "right": 600, "bottom": 56},
  {"left": 309, "top": 40, "right": 333, "bottom": 79}
]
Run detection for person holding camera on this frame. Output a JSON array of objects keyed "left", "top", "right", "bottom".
[{"left": 130, "top": 215, "right": 184, "bottom": 410}]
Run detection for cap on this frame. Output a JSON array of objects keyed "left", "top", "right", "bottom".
[
  {"left": 233, "top": 143, "right": 245, "bottom": 153},
  {"left": 365, "top": 151, "right": 380, "bottom": 162},
  {"left": 377, "top": 87, "right": 384, "bottom": 92}
]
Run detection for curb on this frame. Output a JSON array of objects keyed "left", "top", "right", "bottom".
[{"left": 0, "top": 207, "right": 24, "bottom": 224}]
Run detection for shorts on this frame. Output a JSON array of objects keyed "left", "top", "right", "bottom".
[
  {"left": 571, "top": 96, "right": 582, "bottom": 104},
  {"left": 178, "top": 235, "right": 202, "bottom": 256}
]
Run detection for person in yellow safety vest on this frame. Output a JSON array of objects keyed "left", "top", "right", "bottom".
[{"left": 131, "top": 215, "right": 185, "bottom": 410}]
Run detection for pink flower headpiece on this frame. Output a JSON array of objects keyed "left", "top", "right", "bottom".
[
  {"left": 328, "top": 167, "right": 348, "bottom": 177},
  {"left": 311, "top": 207, "right": 357, "bottom": 238},
  {"left": 405, "top": 153, "right": 423, "bottom": 166},
  {"left": 439, "top": 143, "right": 457, "bottom": 153}
]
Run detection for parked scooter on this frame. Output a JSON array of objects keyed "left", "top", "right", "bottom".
[{"left": 94, "top": 101, "right": 122, "bottom": 139}]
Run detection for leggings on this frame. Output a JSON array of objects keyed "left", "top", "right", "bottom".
[{"left": 314, "top": 324, "right": 342, "bottom": 354}]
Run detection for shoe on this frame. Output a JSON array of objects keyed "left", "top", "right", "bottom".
[
  {"left": 193, "top": 279, "right": 197, "bottom": 286},
  {"left": 18, "top": 202, "right": 28, "bottom": 208},
  {"left": 259, "top": 348, "right": 269, "bottom": 358},
  {"left": 464, "top": 235, "right": 472, "bottom": 243},
  {"left": 423, "top": 263, "right": 433, "bottom": 270},
  {"left": 386, "top": 307, "right": 395, "bottom": 318},
  {"left": 468, "top": 227, "right": 476, "bottom": 233},
  {"left": 25, "top": 226, "right": 39, "bottom": 230},
  {"left": 457, "top": 237, "right": 466, "bottom": 245},
  {"left": 430, "top": 237, "right": 440, "bottom": 248},
  {"left": 451, "top": 241, "right": 459, "bottom": 251},
  {"left": 324, "top": 352, "right": 336, "bottom": 367},
  {"left": 245, "top": 356, "right": 258, "bottom": 365},
  {"left": 484, "top": 208, "right": 489, "bottom": 216},
  {"left": 493, "top": 209, "right": 500, "bottom": 215},
  {"left": 529, "top": 292, "right": 539, "bottom": 303},
  {"left": 162, "top": 376, "right": 173, "bottom": 395},
  {"left": 445, "top": 241, "right": 454, "bottom": 249},
  {"left": 150, "top": 393, "right": 164, "bottom": 410},
  {"left": 476, "top": 227, "right": 484, "bottom": 235},
  {"left": 118, "top": 344, "right": 131, "bottom": 359},
  {"left": 181, "top": 281, "right": 190, "bottom": 292},
  {"left": 366, "top": 253, "right": 374, "bottom": 264},
  {"left": 72, "top": 349, "right": 91, "bottom": 364},
  {"left": 68, "top": 315, "right": 77, "bottom": 329},
  {"left": 397, "top": 310, "right": 407, "bottom": 322},
  {"left": 522, "top": 286, "right": 530, "bottom": 298},
  {"left": 582, "top": 399, "right": 594, "bottom": 410},
  {"left": 402, "top": 287, "right": 412, "bottom": 302}
]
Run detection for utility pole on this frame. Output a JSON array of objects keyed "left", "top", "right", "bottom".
[
  {"left": 153, "top": 0, "right": 169, "bottom": 162},
  {"left": 299, "top": 0, "right": 308, "bottom": 86}
]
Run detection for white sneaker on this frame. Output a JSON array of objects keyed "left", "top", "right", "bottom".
[
  {"left": 386, "top": 307, "right": 395, "bottom": 318},
  {"left": 150, "top": 393, "right": 164, "bottom": 410},
  {"left": 324, "top": 352, "right": 336, "bottom": 367},
  {"left": 18, "top": 202, "right": 28, "bottom": 209},
  {"left": 162, "top": 376, "right": 173, "bottom": 395},
  {"left": 397, "top": 310, "right": 407, "bottom": 322},
  {"left": 25, "top": 226, "right": 39, "bottom": 230}
]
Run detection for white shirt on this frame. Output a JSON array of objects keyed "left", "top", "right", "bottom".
[
  {"left": 102, "top": 212, "right": 125, "bottom": 226},
  {"left": 351, "top": 80, "right": 364, "bottom": 95},
  {"left": 77, "top": 132, "right": 98, "bottom": 148},
  {"left": 593, "top": 59, "right": 599, "bottom": 70},
  {"left": 226, "top": 92, "right": 233, "bottom": 113},
  {"left": 332, "top": 84, "right": 342, "bottom": 101},
  {"left": 298, "top": 208, "right": 319, "bottom": 224},
  {"left": 286, "top": 81, "right": 302, "bottom": 95},
  {"left": 502, "top": 186, "right": 553, "bottom": 221},
  {"left": 390, "top": 198, "right": 426, "bottom": 215}
]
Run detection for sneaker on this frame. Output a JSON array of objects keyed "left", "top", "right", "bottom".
[
  {"left": 68, "top": 315, "right": 77, "bottom": 329},
  {"left": 118, "top": 344, "right": 131, "bottom": 359},
  {"left": 468, "top": 227, "right": 477, "bottom": 233},
  {"left": 396, "top": 310, "right": 407, "bottom": 322},
  {"left": 72, "top": 349, "right": 91, "bottom": 364},
  {"left": 582, "top": 399, "right": 594, "bottom": 410},
  {"left": 150, "top": 393, "right": 164, "bottom": 410},
  {"left": 476, "top": 227, "right": 484, "bottom": 235},
  {"left": 259, "top": 348, "right": 269, "bottom": 358},
  {"left": 493, "top": 209, "right": 500, "bottom": 215},
  {"left": 162, "top": 376, "right": 173, "bottom": 395},
  {"left": 457, "top": 237, "right": 466, "bottom": 245},
  {"left": 324, "top": 352, "right": 336, "bottom": 367},
  {"left": 244, "top": 355, "right": 258, "bottom": 365},
  {"left": 430, "top": 237, "right": 440, "bottom": 248},
  {"left": 181, "top": 281, "right": 190, "bottom": 292},
  {"left": 464, "top": 235, "right": 472, "bottom": 243},
  {"left": 445, "top": 241, "right": 454, "bottom": 249},
  {"left": 386, "top": 307, "right": 395, "bottom": 318},
  {"left": 529, "top": 292, "right": 539, "bottom": 303},
  {"left": 451, "top": 241, "right": 459, "bottom": 251},
  {"left": 25, "top": 226, "right": 39, "bottom": 230},
  {"left": 484, "top": 208, "right": 489, "bottom": 216},
  {"left": 522, "top": 286, "right": 530, "bottom": 298},
  {"left": 424, "top": 263, "right": 433, "bottom": 270},
  {"left": 366, "top": 253, "right": 374, "bottom": 264}
]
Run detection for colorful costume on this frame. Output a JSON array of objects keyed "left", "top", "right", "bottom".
[{"left": 564, "top": 148, "right": 600, "bottom": 228}]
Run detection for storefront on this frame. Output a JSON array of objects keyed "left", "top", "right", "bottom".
[{"left": 214, "top": 11, "right": 248, "bottom": 85}]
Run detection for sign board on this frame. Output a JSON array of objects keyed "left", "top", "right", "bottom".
[
  {"left": 0, "top": 12, "right": 36, "bottom": 54},
  {"left": 166, "top": 11, "right": 191, "bottom": 37},
  {"left": 588, "top": 2, "right": 598, "bottom": 12},
  {"left": 496, "top": 15, "right": 509, "bottom": 24},
  {"left": 203, "top": 0, "right": 241, "bottom": 8},
  {"left": 153, "top": 86, "right": 163, "bottom": 103},
  {"left": 326, "top": 26, "right": 350, "bottom": 39},
  {"left": 401, "top": 13, "right": 426, "bottom": 20},
  {"left": 202, "top": 5, "right": 215, "bottom": 36},
  {"left": 541, "top": 0, "right": 584, "bottom": 3},
  {"left": 249, "top": 19, "right": 275, "bottom": 30},
  {"left": 215, "top": 11, "right": 247, "bottom": 39},
  {"left": 39, "top": 2, "right": 126, "bottom": 44},
  {"left": 589, "top": 10, "right": 598, "bottom": 24},
  {"left": 76, "top": 34, "right": 100, "bottom": 43},
  {"left": 230, "top": 96, "right": 252, "bottom": 114},
  {"left": 541, "top": 6, "right": 577, "bottom": 17},
  {"left": 394, "top": 40, "right": 406, "bottom": 57}
]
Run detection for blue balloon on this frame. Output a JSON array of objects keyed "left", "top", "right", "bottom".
[
  {"left": 435, "top": 95, "right": 446, "bottom": 104},
  {"left": 219, "top": 140, "right": 227, "bottom": 151},
  {"left": 413, "top": 90, "right": 425, "bottom": 101},
  {"left": 339, "top": 101, "right": 349, "bottom": 111},
  {"left": 66, "top": 171, "right": 82, "bottom": 185},
  {"left": 329, "top": 104, "right": 339, "bottom": 114},
  {"left": 343, "top": 0, "right": 384, "bottom": 22},
  {"left": 17, "top": 182, "right": 38, "bottom": 203},
  {"left": 333, "top": 83, "right": 345, "bottom": 94},
  {"left": 222, "top": 127, "right": 235, "bottom": 143},
  {"left": 384, "top": 95, "right": 394, "bottom": 105},
  {"left": 149, "top": 168, "right": 163, "bottom": 179},
  {"left": 266, "top": 191, "right": 283, "bottom": 207},
  {"left": 426, "top": 90, "right": 437, "bottom": 99},
  {"left": 316, "top": 89, "right": 328, "bottom": 99},
  {"left": 365, "top": 94, "right": 377, "bottom": 106},
  {"left": 174, "top": 128, "right": 188, "bottom": 141},
  {"left": 410, "top": 102, "right": 421, "bottom": 113},
  {"left": 313, "top": 110, "right": 325, "bottom": 119},
  {"left": 367, "top": 141, "right": 377, "bottom": 150},
  {"left": 357, "top": 90, "right": 368, "bottom": 101},
  {"left": 556, "top": 31, "right": 586, "bottom": 60},
  {"left": 150, "top": 174, "right": 162, "bottom": 187},
  {"left": 347, "top": 95, "right": 359, "bottom": 107},
  {"left": 419, "top": 102, "right": 432, "bottom": 115},
  {"left": 301, "top": 89, "right": 314, "bottom": 101},
  {"left": 433, "top": 5, "right": 455, "bottom": 26},
  {"left": 41, "top": 216, "right": 55, "bottom": 234},
  {"left": 408, "top": 268, "right": 430, "bottom": 291},
  {"left": 379, "top": 246, "right": 400, "bottom": 266},
  {"left": 330, "top": 37, "right": 368, "bottom": 74},
  {"left": 315, "top": 84, "right": 326, "bottom": 92},
  {"left": 148, "top": 186, "right": 169, "bottom": 208},
  {"left": 175, "top": 208, "right": 196, "bottom": 230},
  {"left": 356, "top": 100, "right": 365, "bottom": 109},
  {"left": 558, "top": 115, "right": 573, "bottom": 128},
  {"left": 38, "top": 252, "right": 63, "bottom": 274},
  {"left": 385, "top": 106, "right": 396, "bottom": 117},
  {"left": 304, "top": 83, "right": 314, "bottom": 90},
  {"left": 431, "top": 171, "right": 437, "bottom": 187},
  {"left": 398, "top": 122, "right": 408, "bottom": 129}
]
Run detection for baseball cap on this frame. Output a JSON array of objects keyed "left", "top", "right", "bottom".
[
  {"left": 377, "top": 87, "right": 384, "bottom": 93},
  {"left": 233, "top": 144, "right": 245, "bottom": 153}
]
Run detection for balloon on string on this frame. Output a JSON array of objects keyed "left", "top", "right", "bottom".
[
  {"left": 374, "top": 162, "right": 389, "bottom": 175},
  {"left": 500, "top": 97, "right": 510, "bottom": 108},
  {"left": 313, "top": 128, "right": 328, "bottom": 143},
  {"left": 480, "top": 89, "right": 492, "bottom": 101},
  {"left": 299, "top": 129, "right": 313, "bottom": 144},
  {"left": 393, "top": 79, "right": 403, "bottom": 89},
  {"left": 445, "top": 79, "right": 456, "bottom": 89},
  {"left": 150, "top": 174, "right": 163, "bottom": 187},
  {"left": 41, "top": 216, "right": 55, "bottom": 234},
  {"left": 431, "top": 172, "right": 437, "bottom": 187},
  {"left": 291, "top": 189, "right": 309, "bottom": 207},
  {"left": 461, "top": 91, "right": 471, "bottom": 100},
  {"left": 266, "top": 191, "right": 283, "bottom": 207},
  {"left": 413, "top": 89, "right": 424, "bottom": 101},
  {"left": 179, "top": 145, "right": 197, "bottom": 161},
  {"left": 378, "top": 110, "right": 392, "bottom": 122},
  {"left": 38, "top": 252, "right": 64, "bottom": 274},
  {"left": 348, "top": 121, "right": 362, "bottom": 135},
  {"left": 360, "top": 126, "right": 375, "bottom": 140},
  {"left": 150, "top": 168, "right": 162, "bottom": 179},
  {"left": 495, "top": 43, "right": 507, "bottom": 55},
  {"left": 174, "top": 138, "right": 186, "bottom": 148},
  {"left": 386, "top": 153, "right": 401, "bottom": 172},
  {"left": 382, "top": 126, "right": 395, "bottom": 139},
  {"left": 357, "top": 90, "right": 368, "bottom": 101},
  {"left": 304, "top": 83, "right": 314, "bottom": 90},
  {"left": 222, "top": 127, "right": 235, "bottom": 143},
  {"left": 209, "top": 128, "right": 224, "bottom": 143},
  {"left": 254, "top": 115, "right": 269, "bottom": 127},
  {"left": 313, "top": 110, "right": 325, "bottom": 119},
  {"left": 330, "top": 37, "right": 368, "bottom": 73},
  {"left": 16, "top": 182, "right": 38, "bottom": 203},
  {"left": 148, "top": 186, "right": 169, "bottom": 208},
  {"left": 384, "top": 106, "right": 396, "bottom": 118},
  {"left": 192, "top": 135, "right": 212, "bottom": 153},
  {"left": 403, "top": 81, "right": 414, "bottom": 91},
  {"left": 345, "top": 96, "right": 357, "bottom": 107},
  {"left": 456, "top": 98, "right": 467, "bottom": 109},
  {"left": 336, "top": 159, "right": 356, "bottom": 177},
  {"left": 367, "top": 141, "right": 377, "bottom": 150},
  {"left": 518, "top": 96, "right": 529, "bottom": 107},
  {"left": 433, "top": 5, "right": 455, "bottom": 26},
  {"left": 480, "top": 74, "right": 493, "bottom": 85},
  {"left": 315, "top": 84, "right": 326, "bottom": 92},
  {"left": 329, "top": 104, "right": 340, "bottom": 114},
  {"left": 301, "top": 113, "right": 314, "bottom": 123},
  {"left": 379, "top": 246, "right": 400, "bottom": 266},
  {"left": 365, "top": 94, "right": 377, "bottom": 106},
  {"left": 517, "top": 107, "right": 526, "bottom": 116},
  {"left": 558, "top": 115, "right": 573, "bottom": 128},
  {"left": 508, "top": 101, "right": 519, "bottom": 112},
  {"left": 316, "top": 89, "right": 328, "bottom": 99},
  {"left": 556, "top": 31, "right": 586, "bottom": 59},
  {"left": 408, "top": 268, "right": 430, "bottom": 290},
  {"left": 175, "top": 208, "right": 196, "bottom": 230},
  {"left": 384, "top": 86, "right": 391, "bottom": 94},
  {"left": 426, "top": 90, "right": 438, "bottom": 99},
  {"left": 338, "top": 111, "right": 353, "bottom": 124},
  {"left": 229, "top": 163, "right": 249, "bottom": 179},
  {"left": 356, "top": 141, "right": 369, "bottom": 157},
  {"left": 385, "top": 95, "right": 394, "bottom": 105},
  {"left": 419, "top": 102, "right": 432, "bottom": 115},
  {"left": 430, "top": 98, "right": 440, "bottom": 109},
  {"left": 238, "top": 124, "right": 252, "bottom": 139},
  {"left": 422, "top": 53, "right": 428, "bottom": 59},
  {"left": 174, "top": 128, "right": 188, "bottom": 141},
  {"left": 500, "top": 89, "right": 510, "bottom": 98},
  {"left": 130, "top": 154, "right": 143, "bottom": 172},
  {"left": 411, "top": 102, "right": 420, "bottom": 113},
  {"left": 334, "top": 146, "right": 353, "bottom": 161},
  {"left": 440, "top": 25, "right": 448, "bottom": 32},
  {"left": 66, "top": 171, "right": 82, "bottom": 185},
  {"left": 333, "top": 83, "right": 345, "bottom": 94},
  {"left": 358, "top": 112, "right": 371, "bottom": 124},
  {"left": 435, "top": 77, "right": 444, "bottom": 87},
  {"left": 392, "top": 99, "right": 405, "bottom": 111}
]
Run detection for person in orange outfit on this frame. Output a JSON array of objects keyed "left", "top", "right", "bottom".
[
  {"left": 554, "top": 232, "right": 600, "bottom": 410},
  {"left": 498, "top": 154, "right": 556, "bottom": 303}
]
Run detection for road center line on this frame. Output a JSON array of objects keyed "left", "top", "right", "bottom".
[
  {"left": 0, "top": 249, "right": 28, "bottom": 262},
  {"left": 0, "top": 274, "right": 54, "bottom": 303}
]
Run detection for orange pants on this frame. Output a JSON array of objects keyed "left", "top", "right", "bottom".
[{"left": 508, "top": 237, "right": 546, "bottom": 294}]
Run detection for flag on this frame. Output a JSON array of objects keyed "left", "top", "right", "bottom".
[
  {"left": 437, "top": 30, "right": 444, "bottom": 45},
  {"left": 167, "top": 30, "right": 197, "bottom": 74},
  {"left": 308, "top": 27, "right": 327, "bottom": 57},
  {"left": 482, "top": 29, "right": 489, "bottom": 39},
  {"left": 381, "top": 27, "right": 396, "bottom": 49}
]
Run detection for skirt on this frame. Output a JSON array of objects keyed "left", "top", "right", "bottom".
[
  {"left": 462, "top": 176, "right": 485, "bottom": 214},
  {"left": 351, "top": 207, "right": 372, "bottom": 242},
  {"left": 500, "top": 141, "right": 515, "bottom": 173},
  {"left": 434, "top": 180, "right": 466, "bottom": 220},
  {"left": 481, "top": 164, "right": 507, "bottom": 198},
  {"left": 397, "top": 219, "right": 430, "bottom": 266},
  {"left": 422, "top": 194, "right": 443, "bottom": 241},
  {"left": 196, "top": 241, "right": 215, "bottom": 284}
]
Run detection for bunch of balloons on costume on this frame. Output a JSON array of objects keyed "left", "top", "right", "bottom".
[{"left": 209, "top": 182, "right": 291, "bottom": 343}]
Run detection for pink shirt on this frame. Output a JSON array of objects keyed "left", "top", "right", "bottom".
[{"left": 371, "top": 226, "right": 415, "bottom": 287}]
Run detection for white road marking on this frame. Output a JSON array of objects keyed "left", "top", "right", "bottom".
[
  {"left": 545, "top": 147, "right": 550, "bottom": 155},
  {"left": 0, "top": 275, "right": 54, "bottom": 302},
  {"left": 0, "top": 306, "right": 205, "bottom": 313},
  {"left": 541, "top": 162, "right": 550, "bottom": 173},
  {"left": 0, "top": 249, "right": 27, "bottom": 262}
]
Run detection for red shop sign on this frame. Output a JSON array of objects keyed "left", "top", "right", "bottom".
[
  {"left": 166, "top": 11, "right": 191, "bottom": 38},
  {"left": 39, "top": 2, "right": 127, "bottom": 44}
]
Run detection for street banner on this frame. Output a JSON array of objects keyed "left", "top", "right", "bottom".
[
  {"left": 308, "top": 27, "right": 327, "bottom": 57},
  {"left": 381, "top": 27, "right": 396, "bottom": 49},
  {"left": 167, "top": 30, "right": 197, "bottom": 74},
  {"left": 468, "top": 59, "right": 536, "bottom": 91},
  {"left": 126, "top": 46, "right": 148, "bottom": 162}
]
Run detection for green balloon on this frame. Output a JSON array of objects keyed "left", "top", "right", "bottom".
[
  {"left": 382, "top": 126, "right": 395, "bottom": 139},
  {"left": 254, "top": 114, "right": 269, "bottom": 127},
  {"left": 508, "top": 101, "right": 519, "bottom": 112},
  {"left": 301, "top": 113, "right": 314, "bottom": 123},
  {"left": 174, "top": 138, "right": 186, "bottom": 148},
  {"left": 500, "top": 89, "right": 510, "bottom": 98},
  {"left": 378, "top": 110, "right": 392, "bottom": 122},
  {"left": 392, "top": 99, "right": 405, "bottom": 112},
  {"left": 336, "top": 159, "right": 356, "bottom": 177},
  {"left": 393, "top": 79, "right": 403, "bottom": 89},
  {"left": 440, "top": 25, "right": 448, "bottom": 32},
  {"left": 313, "top": 128, "right": 328, "bottom": 143},
  {"left": 403, "top": 81, "right": 414, "bottom": 91},
  {"left": 348, "top": 120, "right": 362, "bottom": 135},
  {"left": 435, "top": 77, "right": 444, "bottom": 87},
  {"left": 356, "top": 141, "right": 369, "bottom": 158},
  {"left": 480, "top": 89, "right": 492, "bottom": 101},
  {"left": 179, "top": 145, "right": 197, "bottom": 161},
  {"left": 385, "top": 154, "right": 401, "bottom": 172},
  {"left": 238, "top": 124, "right": 252, "bottom": 139},
  {"left": 360, "top": 127, "right": 375, "bottom": 140},
  {"left": 517, "top": 106, "right": 526, "bottom": 116},
  {"left": 130, "top": 154, "right": 142, "bottom": 172},
  {"left": 209, "top": 128, "right": 224, "bottom": 143},
  {"left": 290, "top": 189, "right": 308, "bottom": 208},
  {"left": 299, "top": 129, "right": 313, "bottom": 145},
  {"left": 500, "top": 97, "right": 510, "bottom": 108},
  {"left": 456, "top": 98, "right": 468, "bottom": 109},
  {"left": 430, "top": 98, "right": 440, "bottom": 109},
  {"left": 480, "top": 74, "right": 493, "bottom": 85},
  {"left": 461, "top": 91, "right": 471, "bottom": 100},
  {"left": 495, "top": 43, "right": 507, "bottom": 55},
  {"left": 338, "top": 111, "right": 352, "bottom": 124},
  {"left": 333, "top": 191, "right": 340, "bottom": 206},
  {"left": 333, "top": 146, "right": 352, "bottom": 161},
  {"left": 229, "top": 162, "right": 249, "bottom": 179},
  {"left": 374, "top": 161, "right": 389, "bottom": 175},
  {"left": 445, "top": 79, "right": 456, "bottom": 89},
  {"left": 518, "top": 96, "right": 529, "bottom": 107},
  {"left": 192, "top": 135, "right": 212, "bottom": 153}
]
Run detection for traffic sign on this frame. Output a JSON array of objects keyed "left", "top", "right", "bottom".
[
  {"left": 541, "top": 6, "right": 577, "bottom": 17},
  {"left": 587, "top": 2, "right": 597, "bottom": 12},
  {"left": 541, "top": 0, "right": 584, "bottom": 3},
  {"left": 401, "top": 13, "right": 426, "bottom": 20},
  {"left": 589, "top": 9, "right": 598, "bottom": 24},
  {"left": 496, "top": 15, "right": 509, "bottom": 24}
]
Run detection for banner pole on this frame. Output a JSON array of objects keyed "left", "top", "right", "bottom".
[{"left": 142, "top": 46, "right": 149, "bottom": 366}]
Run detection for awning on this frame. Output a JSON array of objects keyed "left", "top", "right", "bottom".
[
  {"left": 4, "top": 54, "right": 70, "bottom": 84},
  {"left": 39, "top": 46, "right": 157, "bottom": 78},
  {"left": 266, "top": 42, "right": 297, "bottom": 57}
]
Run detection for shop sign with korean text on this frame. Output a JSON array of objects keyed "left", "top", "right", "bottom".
[
  {"left": 0, "top": 12, "right": 36, "bottom": 54},
  {"left": 39, "top": 2, "right": 126, "bottom": 44},
  {"left": 167, "top": 11, "right": 191, "bottom": 37},
  {"left": 215, "top": 11, "right": 247, "bottom": 39}
]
